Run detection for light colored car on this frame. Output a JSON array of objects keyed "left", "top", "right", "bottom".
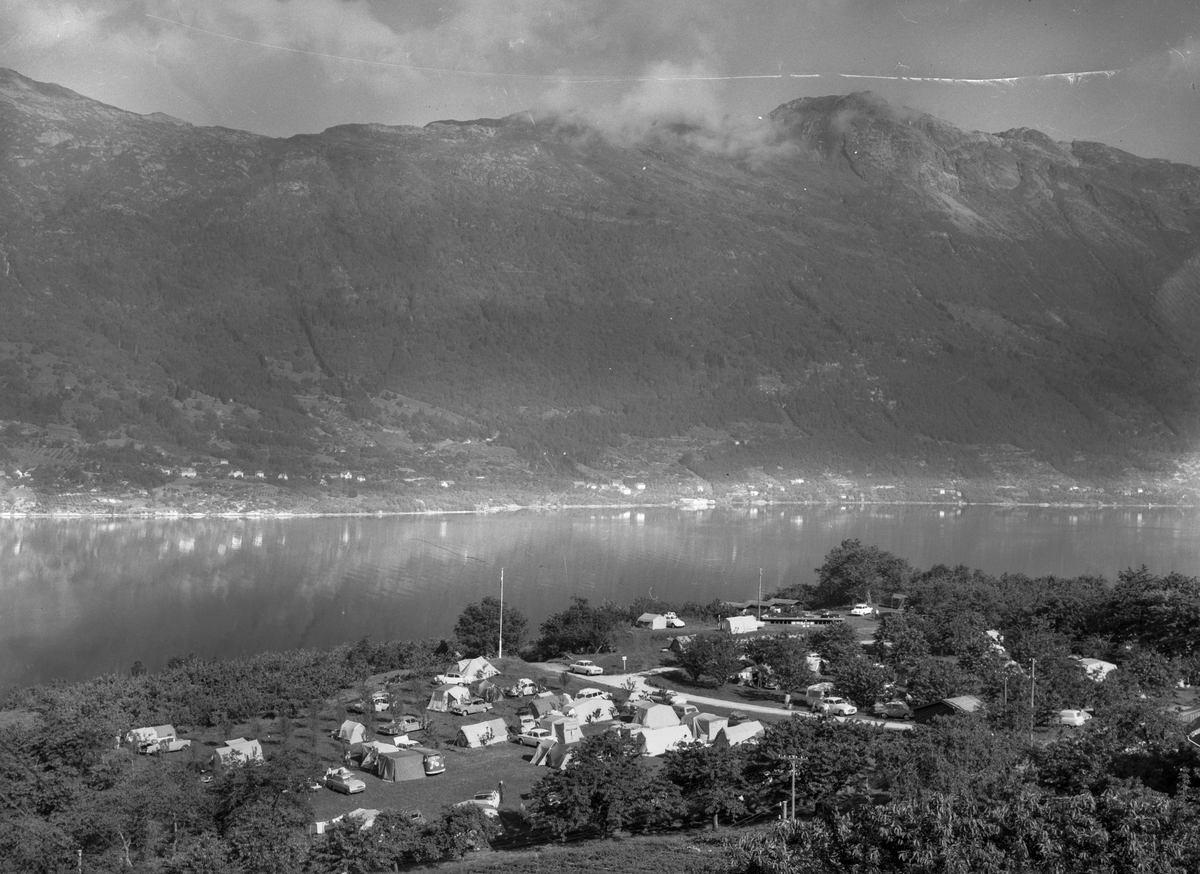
[
  {"left": 504, "top": 679, "right": 539, "bottom": 698},
  {"left": 849, "top": 604, "right": 873, "bottom": 617},
  {"left": 324, "top": 767, "right": 366, "bottom": 795},
  {"left": 574, "top": 687, "right": 611, "bottom": 701},
  {"left": 433, "top": 672, "right": 468, "bottom": 686},
  {"left": 671, "top": 702, "right": 699, "bottom": 721},
  {"left": 1059, "top": 709, "right": 1093, "bottom": 727},
  {"left": 662, "top": 611, "right": 686, "bottom": 628},
  {"left": 449, "top": 697, "right": 493, "bottom": 716},
  {"left": 815, "top": 696, "right": 857, "bottom": 716},
  {"left": 515, "top": 727, "right": 552, "bottom": 747},
  {"left": 649, "top": 688, "right": 685, "bottom": 705},
  {"left": 456, "top": 791, "right": 500, "bottom": 817},
  {"left": 569, "top": 660, "right": 603, "bottom": 676},
  {"left": 378, "top": 715, "right": 424, "bottom": 736}
]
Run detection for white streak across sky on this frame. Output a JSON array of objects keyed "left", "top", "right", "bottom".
[
  {"left": 1, "top": 1, "right": 1196, "bottom": 165},
  {"left": 146, "top": 13, "right": 1119, "bottom": 87}
]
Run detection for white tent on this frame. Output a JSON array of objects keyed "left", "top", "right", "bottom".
[
  {"left": 211, "top": 737, "right": 263, "bottom": 768},
  {"left": 338, "top": 720, "right": 368, "bottom": 744},
  {"left": 636, "top": 613, "right": 667, "bottom": 630},
  {"left": 455, "top": 656, "right": 500, "bottom": 681},
  {"left": 427, "top": 684, "right": 471, "bottom": 713},
  {"left": 690, "top": 713, "right": 729, "bottom": 743},
  {"left": 632, "top": 701, "right": 680, "bottom": 729},
  {"left": 454, "top": 717, "right": 509, "bottom": 748},
  {"left": 573, "top": 699, "right": 619, "bottom": 724},
  {"left": 537, "top": 716, "right": 583, "bottom": 744},
  {"left": 529, "top": 738, "right": 575, "bottom": 769},
  {"left": 715, "top": 721, "right": 764, "bottom": 747},
  {"left": 639, "top": 724, "right": 695, "bottom": 757},
  {"left": 720, "top": 616, "right": 765, "bottom": 634}
]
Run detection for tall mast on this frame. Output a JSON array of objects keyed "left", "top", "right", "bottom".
[{"left": 498, "top": 567, "right": 504, "bottom": 659}]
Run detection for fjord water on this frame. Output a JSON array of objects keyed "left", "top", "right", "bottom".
[{"left": 2, "top": 506, "right": 1198, "bottom": 692}]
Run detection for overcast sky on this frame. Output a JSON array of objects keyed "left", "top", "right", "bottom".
[{"left": 2, "top": 1, "right": 1198, "bottom": 165}]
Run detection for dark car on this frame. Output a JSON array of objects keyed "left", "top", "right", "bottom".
[{"left": 871, "top": 700, "right": 913, "bottom": 720}]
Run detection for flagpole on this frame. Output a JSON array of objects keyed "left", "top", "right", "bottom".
[{"left": 498, "top": 567, "right": 504, "bottom": 660}]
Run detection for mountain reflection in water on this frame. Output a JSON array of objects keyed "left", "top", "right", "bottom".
[{"left": 2, "top": 506, "right": 1197, "bottom": 691}]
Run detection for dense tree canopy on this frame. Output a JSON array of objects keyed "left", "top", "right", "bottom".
[
  {"left": 812, "top": 540, "right": 912, "bottom": 608},
  {"left": 453, "top": 596, "right": 528, "bottom": 658}
]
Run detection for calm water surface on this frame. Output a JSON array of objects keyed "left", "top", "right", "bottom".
[{"left": 2, "top": 505, "right": 1198, "bottom": 692}]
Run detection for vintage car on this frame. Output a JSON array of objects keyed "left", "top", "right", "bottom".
[
  {"left": 514, "top": 727, "right": 553, "bottom": 747},
  {"left": 378, "top": 715, "right": 424, "bottom": 735},
  {"left": 324, "top": 767, "right": 366, "bottom": 795},
  {"left": 432, "top": 671, "right": 468, "bottom": 686},
  {"left": 814, "top": 696, "right": 857, "bottom": 716},
  {"left": 871, "top": 700, "right": 913, "bottom": 720},
  {"left": 448, "top": 697, "right": 493, "bottom": 716},
  {"left": 569, "top": 660, "right": 604, "bottom": 676}
]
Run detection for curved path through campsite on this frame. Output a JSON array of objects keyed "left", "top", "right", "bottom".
[{"left": 536, "top": 665, "right": 913, "bottom": 732}]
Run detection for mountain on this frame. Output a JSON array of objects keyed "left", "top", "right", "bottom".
[{"left": 1, "top": 69, "right": 1199, "bottom": 509}]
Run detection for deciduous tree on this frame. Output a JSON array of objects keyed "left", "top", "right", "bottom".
[{"left": 453, "top": 596, "right": 528, "bottom": 658}]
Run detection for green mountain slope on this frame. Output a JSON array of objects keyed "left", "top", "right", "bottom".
[{"left": 2, "top": 70, "right": 1199, "bottom": 503}]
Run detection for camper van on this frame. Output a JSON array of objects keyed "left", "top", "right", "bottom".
[
  {"left": 804, "top": 682, "right": 835, "bottom": 709},
  {"left": 410, "top": 746, "right": 445, "bottom": 776}
]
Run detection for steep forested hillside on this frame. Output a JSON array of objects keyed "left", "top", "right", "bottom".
[{"left": 2, "top": 69, "right": 1199, "bottom": 503}]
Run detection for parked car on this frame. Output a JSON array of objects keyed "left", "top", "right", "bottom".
[
  {"left": 849, "top": 604, "right": 874, "bottom": 617},
  {"left": 1059, "top": 709, "right": 1093, "bottom": 727},
  {"left": 324, "top": 767, "right": 366, "bottom": 795},
  {"left": 370, "top": 691, "right": 391, "bottom": 711},
  {"left": 662, "top": 611, "right": 686, "bottom": 628},
  {"left": 814, "top": 696, "right": 857, "bottom": 716},
  {"left": 516, "top": 714, "right": 538, "bottom": 733},
  {"left": 574, "top": 687, "right": 611, "bottom": 702},
  {"left": 456, "top": 791, "right": 500, "bottom": 817},
  {"left": 515, "top": 727, "right": 552, "bottom": 747},
  {"left": 569, "top": 660, "right": 603, "bottom": 676},
  {"left": 504, "top": 678, "right": 539, "bottom": 698},
  {"left": 433, "top": 672, "right": 468, "bottom": 686},
  {"left": 871, "top": 700, "right": 913, "bottom": 720},
  {"left": 349, "top": 694, "right": 390, "bottom": 714},
  {"left": 449, "top": 697, "right": 493, "bottom": 716},
  {"left": 378, "top": 715, "right": 424, "bottom": 736},
  {"left": 410, "top": 746, "right": 445, "bottom": 775},
  {"left": 649, "top": 688, "right": 686, "bottom": 705},
  {"left": 672, "top": 702, "right": 700, "bottom": 721}
]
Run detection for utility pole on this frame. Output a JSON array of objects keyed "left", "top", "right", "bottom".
[
  {"left": 758, "top": 567, "right": 763, "bottom": 621},
  {"left": 498, "top": 567, "right": 504, "bottom": 660},
  {"left": 790, "top": 757, "right": 797, "bottom": 821},
  {"left": 1029, "top": 658, "right": 1036, "bottom": 745}
]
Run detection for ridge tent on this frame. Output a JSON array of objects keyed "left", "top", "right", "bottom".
[
  {"left": 573, "top": 698, "right": 619, "bottom": 724},
  {"left": 631, "top": 701, "right": 680, "bottom": 729},
  {"left": 454, "top": 657, "right": 500, "bottom": 681},
  {"left": 426, "top": 684, "right": 471, "bottom": 713},
  {"left": 349, "top": 741, "right": 399, "bottom": 770},
  {"left": 377, "top": 750, "right": 426, "bottom": 782},
  {"left": 529, "top": 695, "right": 571, "bottom": 719},
  {"left": 337, "top": 720, "right": 368, "bottom": 744},
  {"left": 454, "top": 717, "right": 509, "bottom": 748},
  {"left": 691, "top": 713, "right": 729, "bottom": 743},
  {"left": 639, "top": 724, "right": 695, "bottom": 757},
  {"left": 211, "top": 737, "right": 263, "bottom": 768},
  {"left": 529, "top": 738, "right": 575, "bottom": 769},
  {"left": 715, "top": 721, "right": 764, "bottom": 747},
  {"left": 720, "top": 616, "right": 765, "bottom": 634},
  {"left": 477, "top": 679, "right": 503, "bottom": 703},
  {"left": 636, "top": 613, "right": 667, "bottom": 630}
]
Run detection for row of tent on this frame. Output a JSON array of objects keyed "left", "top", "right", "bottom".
[{"left": 128, "top": 725, "right": 262, "bottom": 768}]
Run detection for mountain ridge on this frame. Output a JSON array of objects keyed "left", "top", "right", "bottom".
[{"left": 1, "top": 68, "right": 1198, "bottom": 511}]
